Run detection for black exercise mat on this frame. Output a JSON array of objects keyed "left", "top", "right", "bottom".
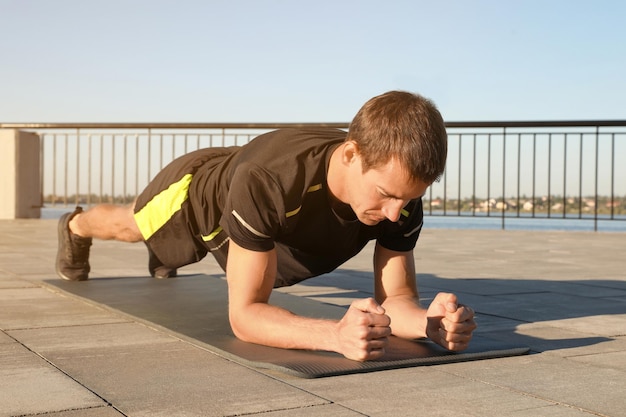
[{"left": 44, "top": 275, "right": 529, "bottom": 378}]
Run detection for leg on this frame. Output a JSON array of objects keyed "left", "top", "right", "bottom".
[
  {"left": 146, "top": 243, "right": 178, "bottom": 279},
  {"left": 56, "top": 202, "right": 142, "bottom": 281},
  {"left": 69, "top": 202, "right": 143, "bottom": 242}
]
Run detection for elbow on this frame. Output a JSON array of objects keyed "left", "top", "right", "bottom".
[{"left": 228, "top": 308, "right": 255, "bottom": 343}]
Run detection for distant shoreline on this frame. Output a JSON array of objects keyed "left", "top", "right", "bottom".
[{"left": 41, "top": 207, "right": 626, "bottom": 233}]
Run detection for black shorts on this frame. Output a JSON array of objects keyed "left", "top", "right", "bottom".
[{"left": 134, "top": 148, "right": 228, "bottom": 269}]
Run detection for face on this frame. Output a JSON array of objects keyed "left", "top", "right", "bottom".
[{"left": 347, "top": 156, "right": 430, "bottom": 226}]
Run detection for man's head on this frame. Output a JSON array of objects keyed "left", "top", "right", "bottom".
[{"left": 346, "top": 90, "right": 448, "bottom": 185}]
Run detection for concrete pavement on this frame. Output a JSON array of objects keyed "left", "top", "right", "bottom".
[{"left": 1, "top": 218, "right": 625, "bottom": 416}]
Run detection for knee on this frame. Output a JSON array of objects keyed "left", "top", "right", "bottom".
[
  {"left": 121, "top": 229, "right": 144, "bottom": 243},
  {"left": 120, "top": 206, "right": 143, "bottom": 242}
]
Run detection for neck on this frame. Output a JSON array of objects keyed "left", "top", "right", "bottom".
[
  {"left": 326, "top": 143, "right": 347, "bottom": 204},
  {"left": 326, "top": 143, "right": 358, "bottom": 220}
]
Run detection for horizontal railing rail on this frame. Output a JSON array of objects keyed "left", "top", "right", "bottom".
[{"left": 2, "top": 121, "right": 624, "bottom": 231}]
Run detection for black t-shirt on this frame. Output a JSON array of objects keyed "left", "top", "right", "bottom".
[{"left": 188, "top": 128, "right": 424, "bottom": 287}]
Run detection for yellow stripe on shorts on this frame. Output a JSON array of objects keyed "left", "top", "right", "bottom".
[{"left": 134, "top": 173, "right": 193, "bottom": 240}]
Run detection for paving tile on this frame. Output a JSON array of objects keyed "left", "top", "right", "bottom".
[
  {"left": 0, "top": 287, "right": 127, "bottom": 330},
  {"left": 468, "top": 292, "right": 626, "bottom": 333},
  {"left": 417, "top": 275, "right": 539, "bottom": 296},
  {"left": 500, "top": 405, "right": 603, "bottom": 416},
  {"left": 440, "top": 354, "right": 626, "bottom": 417},
  {"left": 479, "top": 323, "right": 621, "bottom": 356},
  {"left": 0, "top": 343, "right": 105, "bottom": 416},
  {"left": 471, "top": 313, "right": 526, "bottom": 335},
  {"left": 307, "top": 291, "right": 371, "bottom": 307},
  {"left": 567, "top": 349, "right": 626, "bottom": 370},
  {"left": 276, "top": 283, "right": 357, "bottom": 297},
  {"left": 43, "top": 407, "right": 126, "bottom": 416},
  {"left": 290, "top": 366, "right": 572, "bottom": 417},
  {"left": 8, "top": 322, "right": 179, "bottom": 351},
  {"left": 42, "top": 343, "right": 329, "bottom": 416},
  {"left": 302, "top": 269, "right": 376, "bottom": 294},
  {"left": 0, "top": 330, "right": 15, "bottom": 344},
  {"left": 519, "top": 280, "right": 626, "bottom": 298},
  {"left": 0, "top": 277, "right": 38, "bottom": 289},
  {"left": 260, "top": 404, "right": 365, "bottom": 416},
  {"left": 538, "top": 314, "right": 626, "bottom": 338}
]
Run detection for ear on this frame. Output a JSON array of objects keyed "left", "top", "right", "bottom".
[{"left": 341, "top": 141, "right": 360, "bottom": 165}]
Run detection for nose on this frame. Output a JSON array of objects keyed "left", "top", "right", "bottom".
[{"left": 382, "top": 200, "right": 404, "bottom": 222}]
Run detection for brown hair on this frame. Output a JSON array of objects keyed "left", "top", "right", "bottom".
[{"left": 347, "top": 91, "right": 448, "bottom": 184}]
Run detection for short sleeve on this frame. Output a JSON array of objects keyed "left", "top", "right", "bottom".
[
  {"left": 220, "top": 163, "right": 285, "bottom": 252},
  {"left": 376, "top": 199, "right": 424, "bottom": 252}
]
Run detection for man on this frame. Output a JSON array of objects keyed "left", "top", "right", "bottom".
[{"left": 56, "top": 91, "right": 476, "bottom": 361}]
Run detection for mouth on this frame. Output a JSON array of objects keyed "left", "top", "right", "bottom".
[{"left": 366, "top": 215, "right": 385, "bottom": 224}]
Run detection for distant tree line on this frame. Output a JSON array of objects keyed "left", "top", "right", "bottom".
[
  {"left": 44, "top": 194, "right": 136, "bottom": 206},
  {"left": 423, "top": 194, "right": 625, "bottom": 216},
  {"left": 44, "top": 193, "right": 625, "bottom": 216}
]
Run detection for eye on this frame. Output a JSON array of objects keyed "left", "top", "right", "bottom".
[{"left": 378, "top": 190, "right": 392, "bottom": 199}]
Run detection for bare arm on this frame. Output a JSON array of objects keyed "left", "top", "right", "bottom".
[
  {"left": 373, "top": 242, "right": 477, "bottom": 351},
  {"left": 226, "top": 240, "right": 391, "bottom": 360},
  {"left": 374, "top": 242, "right": 427, "bottom": 339}
]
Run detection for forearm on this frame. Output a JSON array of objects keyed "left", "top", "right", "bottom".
[
  {"left": 382, "top": 295, "right": 428, "bottom": 340},
  {"left": 225, "top": 242, "right": 388, "bottom": 359},
  {"left": 229, "top": 302, "right": 340, "bottom": 352}
]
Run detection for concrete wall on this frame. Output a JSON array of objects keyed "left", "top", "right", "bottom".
[{"left": 0, "top": 129, "right": 41, "bottom": 219}]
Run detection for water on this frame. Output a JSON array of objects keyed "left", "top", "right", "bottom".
[
  {"left": 424, "top": 215, "right": 626, "bottom": 233},
  {"left": 41, "top": 207, "right": 626, "bottom": 233}
]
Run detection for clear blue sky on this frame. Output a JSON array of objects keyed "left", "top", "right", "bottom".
[{"left": 1, "top": 0, "right": 625, "bottom": 123}]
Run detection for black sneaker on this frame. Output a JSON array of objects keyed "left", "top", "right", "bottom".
[
  {"left": 147, "top": 245, "right": 177, "bottom": 279},
  {"left": 56, "top": 207, "right": 92, "bottom": 281}
]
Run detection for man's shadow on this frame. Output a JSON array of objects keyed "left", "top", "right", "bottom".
[{"left": 292, "top": 270, "right": 624, "bottom": 353}]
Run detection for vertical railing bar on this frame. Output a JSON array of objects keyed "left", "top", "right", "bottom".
[
  {"left": 172, "top": 132, "right": 176, "bottom": 163},
  {"left": 99, "top": 135, "right": 104, "bottom": 204},
  {"left": 75, "top": 129, "right": 80, "bottom": 206},
  {"left": 516, "top": 133, "right": 521, "bottom": 217},
  {"left": 547, "top": 134, "right": 552, "bottom": 218},
  {"left": 487, "top": 133, "right": 491, "bottom": 217},
  {"left": 425, "top": 127, "right": 433, "bottom": 215},
  {"left": 594, "top": 126, "right": 599, "bottom": 231},
  {"left": 501, "top": 127, "right": 506, "bottom": 230},
  {"left": 532, "top": 134, "right": 536, "bottom": 218},
  {"left": 472, "top": 134, "right": 476, "bottom": 216},
  {"left": 427, "top": 184, "right": 433, "bottom": 215},
  {"left": 63, "top": 134, "right": 68, "bottom": 206},
  {"left": 87, "top": 133, "right": 92, "bottom": 206},
  {"left": 135, "top": 133, "right": 140, "bottom": 198},
  {"left": 52, "top": 134, "right": 57, "bottom": 207},
  {"left": 111, "top": 134, "right": 116, "bottom": 204},
  {"left": 578, "top": 133, "right": 583, "bottom": 218},
  {"left": 610, "top": 133, "right": 615, "bottom": 219},
  {"left": 159, "top": 133, "right": 164, "bottom": 171},
  {"left": 148, "top": 129, "right": 152, "bottom": 184},
  {"left": 123, "top": 134, "right": 128, "bottom": 204},
  {"left": 563, "top": 133, "right": 567, "bottom": 218},
  {"left": 457, "top": 134, "right": 462, "bottom": 216},
  {"left": 39, "top": 133, "right": 44, "bottom": 209},
  {"left": 443, "top": 152, "right": 447, "bottom": 215}
]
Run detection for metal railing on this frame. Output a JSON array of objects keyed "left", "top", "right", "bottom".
[{"left": 2, "top": 121, "right": 624, "bottom": 231}]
